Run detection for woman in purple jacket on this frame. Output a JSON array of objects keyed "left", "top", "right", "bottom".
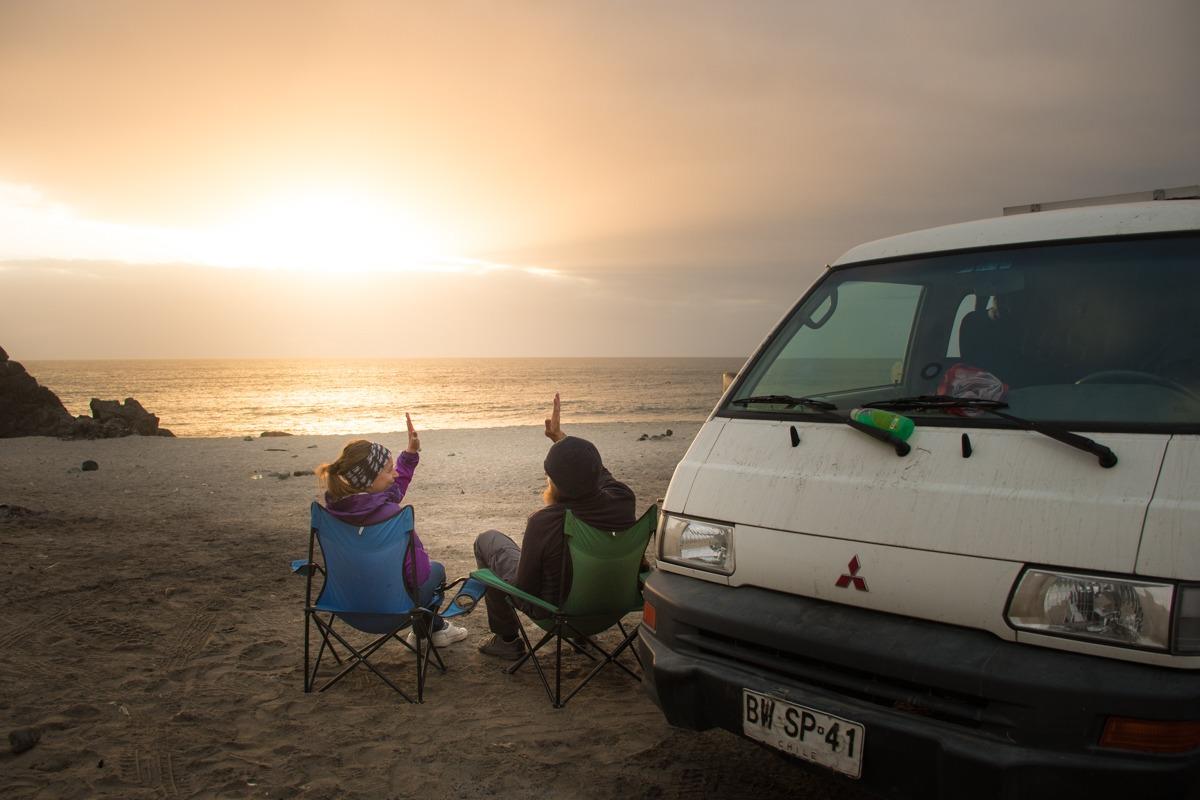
[{"left": 315, "top": 413, "right": 467, "bottom": 647}]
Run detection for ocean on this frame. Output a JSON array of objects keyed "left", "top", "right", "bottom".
[{"left": 23, "top": 357, "right": 746, "bottom": 438}]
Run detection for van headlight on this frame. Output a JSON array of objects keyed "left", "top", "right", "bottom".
[
  {"left": 659, "top": 514, "right": 735, "bottom": 575},
  {"left": 1175, "top": 586, "right": 1200, "bottom": 654},
  {"left": 1006, "top": 569, "right": 1173, "bottom": 650}
]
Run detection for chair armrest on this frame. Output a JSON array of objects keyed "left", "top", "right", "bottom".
[
  {"left": 290, "top": 558, "right": 323, "bottom": 576},
  {"left": 470, "top": 569, "right": 559, "bottom": 613}
]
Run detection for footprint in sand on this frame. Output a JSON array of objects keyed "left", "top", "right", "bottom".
[{"left": 235, "top": 639, "right": 290, "bottom": 671}]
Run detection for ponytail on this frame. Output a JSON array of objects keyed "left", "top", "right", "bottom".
[{"left": 317, "top": 439, "right": 374, "bottom": 502}]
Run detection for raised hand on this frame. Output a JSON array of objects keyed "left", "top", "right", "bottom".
[
  {"left": 544, "top": 392, "right": 565, "bottom": 443},
  {"left": 405, "top": 412, "right": 421, "bottom": 453}
]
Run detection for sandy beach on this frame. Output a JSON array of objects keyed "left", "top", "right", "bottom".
[{"left": 0, "top": 422, "right": 875, "bottom": 799}]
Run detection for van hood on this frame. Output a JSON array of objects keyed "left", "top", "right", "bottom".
[
  {"left": 1138, "top": 435, "right": 1200, "bottom": 579},
  {"left": 681, "top": 418, "right": 1170, "bottom": 574}
]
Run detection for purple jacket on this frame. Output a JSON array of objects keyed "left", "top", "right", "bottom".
[{"left": 322, "top": 450, "right": 431, "bottom": 587}]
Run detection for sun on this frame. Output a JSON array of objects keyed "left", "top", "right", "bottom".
[{"left": 197, "top": 188, "right": 458, "bottom": 274}]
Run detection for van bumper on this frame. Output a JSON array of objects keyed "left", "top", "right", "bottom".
[{"left": 639, "top": 570, "right": 1200, "bottom": 800}]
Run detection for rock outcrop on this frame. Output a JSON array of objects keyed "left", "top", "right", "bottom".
[
  {"left": 0, "top": 346, "right": 174, "bottom": 439},
  {"left": 0, "top": 347, "right": 74, "bottom": 437},
  {"left": 82, "top": 397, "right": 174, "bottom": 438}
]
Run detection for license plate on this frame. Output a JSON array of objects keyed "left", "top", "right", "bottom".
[{"left": 742, "top": 689, "right": 865, "bottom": 779}]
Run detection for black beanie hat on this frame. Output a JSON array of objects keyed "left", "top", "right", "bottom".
[{"left": 543, "top": 436, "right": 603, "bottom": 500}]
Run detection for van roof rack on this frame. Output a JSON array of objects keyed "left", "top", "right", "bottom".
[{"left": 1003, "top": 184, "right": 1200, "bottom": 216}]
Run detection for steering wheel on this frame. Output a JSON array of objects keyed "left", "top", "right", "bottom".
[{"left": 1076, "top": 370, "right": 1200, "bottom": 402}]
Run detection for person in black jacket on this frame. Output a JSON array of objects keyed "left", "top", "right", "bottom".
[{"left": 474, "top": 393, "right": 636, "bottom": 658}]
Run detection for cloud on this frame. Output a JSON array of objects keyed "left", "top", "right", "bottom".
[
  {"left": 0, "top": 181, "right": 559, "bottom": 277},
  {"left": 0, "top": 258, "right": 767, "bottom": 359},
  {"left": 1, "top": 1, "right": 1197, "bottom": 359}
]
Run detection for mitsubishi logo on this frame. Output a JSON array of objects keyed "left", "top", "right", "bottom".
[{"left": 835, "top": 555, "right": 869, "bottom": 591}]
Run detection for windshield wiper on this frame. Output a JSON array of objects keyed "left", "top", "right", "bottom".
[
  {"left": 731, "top": 395, "right": 838, "bottom": 411},
  {"left": 864, "top": 395, "right": 1118, "bottom": 469},
  {"left": 732, "top": 395, "right": 913, "bottom": 456}
]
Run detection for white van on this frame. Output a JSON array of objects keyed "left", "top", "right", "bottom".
[{"left": 638, "top": 189, "right": 1200, "bottom": 798}]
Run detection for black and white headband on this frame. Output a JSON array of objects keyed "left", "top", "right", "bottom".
[{"left": 342, "top": 442, "right": 391, "bottom": 490}]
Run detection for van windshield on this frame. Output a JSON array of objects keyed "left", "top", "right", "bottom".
[{"left": 725, "top": 235, "right": 1200, "bottom": 431}]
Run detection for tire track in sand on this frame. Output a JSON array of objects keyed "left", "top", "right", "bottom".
[
  {"left": 0, "top": 608, "right": 69, "bottom": 649},
  {"left": 118, "top": 747, "right": 184, "bottom": 797},
  {"left": 160, "top": 612, "right": 217, "bottom": 670}
]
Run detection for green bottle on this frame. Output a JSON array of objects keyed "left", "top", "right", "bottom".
[{"left": 850, "top": 408, "right": 915, "bottom": 441}]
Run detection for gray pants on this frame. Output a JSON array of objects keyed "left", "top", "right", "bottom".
[{"left": 473, "top": 529, "right": 529, "bottom": 638}]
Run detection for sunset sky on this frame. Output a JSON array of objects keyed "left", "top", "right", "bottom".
[{"left": 2, "top": 1, "right": 1197, "bottom": 359}]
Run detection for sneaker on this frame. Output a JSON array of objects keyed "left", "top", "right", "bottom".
[
  {"left": 406, "top": 622, "right": 469, "bottom": 648},
  {"left": 478, "top": 633, "right": 526, "bottom": 659}
]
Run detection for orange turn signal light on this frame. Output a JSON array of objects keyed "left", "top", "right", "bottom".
[
  {"left": 642, "top": 600, "right": 657, "bottom": 632},
  {"left": 1100, "top": 717, "right": 1200, "bottom": 754}
]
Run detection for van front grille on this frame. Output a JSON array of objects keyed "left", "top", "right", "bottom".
[{"left": 679, "top": 628, "right": 1018, "bottom": 735}]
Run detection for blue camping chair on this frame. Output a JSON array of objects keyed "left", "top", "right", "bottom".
[{"left": 294, "top": 502, "right": 446, "bottom": 702}]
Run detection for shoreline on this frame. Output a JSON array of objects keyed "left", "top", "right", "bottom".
[
  {"left": 0, "top": 418, "right": 697, "bottom": 447},
  {"left": 13, "top": 356, "right": 741, "bottom": 439}
]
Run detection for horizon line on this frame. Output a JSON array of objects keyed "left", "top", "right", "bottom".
[{"left": 16, "top": 353, "right": 750, "bottom": 362}]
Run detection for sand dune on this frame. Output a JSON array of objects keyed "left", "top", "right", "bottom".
[{"left": 0, "top": 423, "right": 873, "bottom": 799}]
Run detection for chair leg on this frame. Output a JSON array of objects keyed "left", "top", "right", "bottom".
[
  {"left": 303, "top": 609, "right": 311, "bottom": 692},
  {"left": 310, "top": 618, "right": 417, "bottom": 703},
  {"left": 414, "top": 631, "right": 425, "bottom": 704},
  {"left": 507, "top": 622, "right": 562, "bottom": 707},
  {"left": 415, "top": 611, "right": 447, "bottom": 704},
  {"left": 421, "top": 610, "right": 447, "bottom": 674},
  {"left": 618, "top": 620, "right": 642, "bottom": 670},
  {"left": 555, "top": 630, "right": 563, "bottom": 708},
  {"left": 306, "top": 611, "right": 337, "bottom": 692},
  {"left": 324, "top": 615, "right": 345, "bottom": 665},
  {"left": 321, "top": 636, "right": 411, "bottom": 699},
  {"left": 557, "top": 621, "right": 642, "bottom": 707}
]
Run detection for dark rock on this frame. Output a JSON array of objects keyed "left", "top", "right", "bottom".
[
  {"left": 79, "top": 397, "right": 167, "bottom": 439},
  {"left": 70, "top": 416, "right": 98, "bottom": 438},
  {"left": 0, "top": 349, "right": 73, "bottom": 438},
  {"left": 89, "top": 398, "right": 123, "bottom": 422},
  {"left": 82, "top": 460, "right": 99, "bottom": 471},
  {"left": 91, "top": 397, "right": 161, "bottom": 435},
  {"left": 158, "top": 427, "right": 175, "bottom": 437},
  {"left": 101, "top": 419, "right": 127, "bottom": 438},
  {"left": 260, "top": 431, "right": 292, "bottom": 437},
  {"left": 9, "top": 726, "right": 41, "bottom": 754},
  {"left": 292, "top": 469, "right": 314, "bottom": 477},
  {"left": 0, "top": 504, "right": 44, "bottom": 519}
]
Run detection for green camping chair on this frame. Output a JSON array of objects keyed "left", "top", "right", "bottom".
[{"left": 471, "top": 504, "right": 658, "bottom": 708}]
